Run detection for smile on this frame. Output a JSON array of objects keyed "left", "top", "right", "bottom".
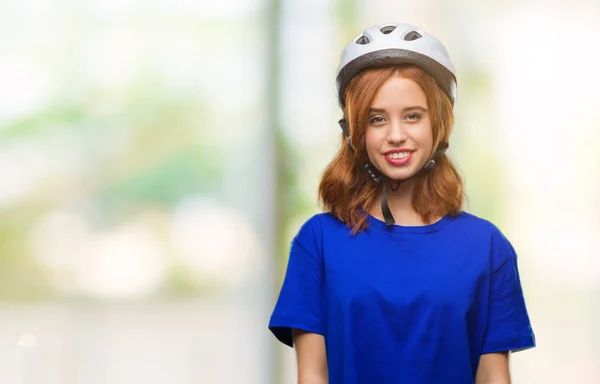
[
  {"left": 384, "top": 151, "right": 413, "bottom": 165},
  {"left": 387, "top": 152, "right": 410, "bottom": 159}
]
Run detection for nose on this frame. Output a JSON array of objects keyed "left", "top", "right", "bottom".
[{"left": 386, "top": 120, "right": 407, "bottom": 144}]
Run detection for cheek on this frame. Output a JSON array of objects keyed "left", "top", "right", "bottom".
[
  {"left": 415, "top": 123, "right": 434, "bottom": 149},
  {"left": 364, "top": 127, "right": 383, "bottom": 148},
  {"left": 364, "top": 128, "right": 381, "bottom": 156}
]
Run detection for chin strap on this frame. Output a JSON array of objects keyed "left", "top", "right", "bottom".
[
  {"left": 380, "top": 186, "right": 395, "bottom": 226},
  {"left": 364, "top": 143, "right": 448, "bottom": 227}
]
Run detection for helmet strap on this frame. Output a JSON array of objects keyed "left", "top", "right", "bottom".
[
  {"left": 380, "top": 186, "right": 395, "bottom": 226},
  {"left": 364, "top": 143, "right": 448, "bottom": 228}
]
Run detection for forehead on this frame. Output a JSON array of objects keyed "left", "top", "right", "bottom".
[{"left": 370, "top": 76, "right": 427, "bottom": 109}]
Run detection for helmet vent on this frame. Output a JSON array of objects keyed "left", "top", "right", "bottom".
[
  {"left": 404, "top": 31, "right": 422, "bottom": 41},
  {"left": 355, "top": 35, "right": 370, "bottom": 45},
  {"left": 380, "top": 25, "right": 396, "bottom": 34}
]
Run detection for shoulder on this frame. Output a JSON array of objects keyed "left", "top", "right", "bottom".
[
  {"left": 293, "top": 212, "right": 346, "bottom": 246},
  {"left": 452, "top": 210, "right": 498, "bottom": 230},
  {"left": 453, "top": 211, "right": 507, "bottom": 239},
  {"left": 455, "top": 211, "right": 517, "bottom": 268}
]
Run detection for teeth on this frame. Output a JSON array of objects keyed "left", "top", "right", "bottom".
[{"left": 387, "top": 152, "right": 410, "bottom": 159}]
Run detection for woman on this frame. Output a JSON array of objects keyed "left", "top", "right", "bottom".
[{"left": 269, "top": 22, "right": 535, "bottom": 384}]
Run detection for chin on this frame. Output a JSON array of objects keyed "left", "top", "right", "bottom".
[
  {"left": 386, "top": 173, "right": 417, "bottom": 182},
  {"left": 381, "top": 168, "right": 418, "bottom": 181}
]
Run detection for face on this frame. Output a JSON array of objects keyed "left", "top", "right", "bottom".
[{"left": 364, "top": 75, "right": 434, "bottom": 182}]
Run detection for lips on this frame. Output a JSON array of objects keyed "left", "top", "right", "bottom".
[{"left": 383, "top": 149, "right": 414, "bottom": 166}]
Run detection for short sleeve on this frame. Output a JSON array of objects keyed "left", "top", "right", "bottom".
[
  {"left": 481, "top": 231, "right": 536, "bottom": 354},
  {"left": 268, "top": 216, "right": 324, "bottom": 348}
]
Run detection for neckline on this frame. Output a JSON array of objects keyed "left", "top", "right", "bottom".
[{"left": 367, "top": 212, "right": 458, "bottom": 234}]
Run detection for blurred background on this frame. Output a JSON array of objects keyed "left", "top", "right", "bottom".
[{"left": 0, "top": 0, "right": 598, "bottom": 382}]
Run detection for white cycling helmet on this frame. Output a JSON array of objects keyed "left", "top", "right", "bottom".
[{"left": 335, "top": 23, "right": 457, "bottom": 108}]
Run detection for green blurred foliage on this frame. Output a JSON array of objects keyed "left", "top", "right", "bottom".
[{"left": 0, "top": 72, "right": 223, "bottom": 300}]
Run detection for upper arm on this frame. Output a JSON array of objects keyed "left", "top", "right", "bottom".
[
  {"left": 292, "top": 329, "right": 328, "bottom": 383},
  {"left": 269, "top": 216, "right": 325, "bottom": 347},
  {"left": 481, "top": 230, "right": 535, "bottom": 354},
  {"left": 475, "top": 352, "right": 510, "bottom": 384}
]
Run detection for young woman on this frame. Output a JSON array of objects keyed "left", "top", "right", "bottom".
[{"left": 269, "top": 22, "right": 535, "bottom": 384}]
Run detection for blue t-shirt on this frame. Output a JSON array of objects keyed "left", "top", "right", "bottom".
[{"left": 269, "top": 211, "right": 535, "bottom": 384}]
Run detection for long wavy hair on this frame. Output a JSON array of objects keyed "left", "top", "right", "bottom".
[{"left": 318, "top": 65, "right": 463, "bottom": 234}]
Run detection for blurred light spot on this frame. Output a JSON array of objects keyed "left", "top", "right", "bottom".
[
  {"left": 170, "top": 198, "right": 259, "bottom": 284},
  {"left": 73, "top": 223, "right": 167, "bottom": 299},
  {"left": 17, "top": 332, "right": 37, "bottom": 349},
  {"left": 32, "top": 210, "right": 167, "bottom": 299}
]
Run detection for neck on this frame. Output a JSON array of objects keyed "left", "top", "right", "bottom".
[
  {"left": 370, "top": 179, "right": 424, "bottom": 226},
  {"left": 370, "top": 176, "right": 444, "bottom": 226},
  {"left": 386, "top": 178, "right": 416, "bottom": 208}
]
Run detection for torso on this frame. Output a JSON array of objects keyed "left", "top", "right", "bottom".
[{"left": 319, "top": 211, "right": 494, "bottom": 383}]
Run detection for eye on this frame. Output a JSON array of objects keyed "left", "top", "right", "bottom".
[
  {"left": 405, "top": 112, "right": 423, "bottom": 122},
  {"left": 369, "top": 115, "right": 386, "bottom": 125}
]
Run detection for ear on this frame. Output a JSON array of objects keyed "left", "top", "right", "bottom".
[
  {"left": 434, "top": 142, "right": 449, "bottom": 159},
  {"left": 339, "top": 119, "right": 354, "bottom": 152},
  {"left": 338, "top": 119, "right": 349, "bottom": 137}
]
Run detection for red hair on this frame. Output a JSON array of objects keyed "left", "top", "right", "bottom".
[{"left": 318, "top": 65, "right": 463, "bottom": 234}]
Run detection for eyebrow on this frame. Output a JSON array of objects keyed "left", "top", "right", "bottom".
[{"left": 369, "top": 106, "right": 428, "bottom": 113}]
